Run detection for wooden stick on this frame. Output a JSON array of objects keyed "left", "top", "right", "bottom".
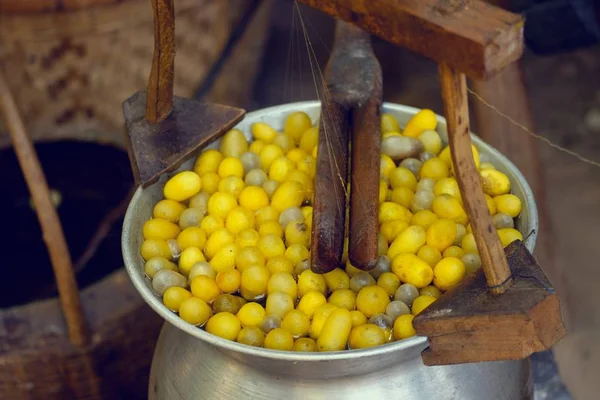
[
  {"left": 0, "top": 71, "right": 88, "bottom": 346},
  {"left": 311, "top": 102, "right": 348, "bottom": 274},
  {"left": 438, "top": 63, "right": 512, "bottom": 294},
  {"left": 145, "top": 0, "right": 175, "bottom": 123},
  {"left": 347, "top": 27, "right": 382, "bottom": 271},
  {"left": 309, "top": 21, "right": 351, "bottom": 273}
]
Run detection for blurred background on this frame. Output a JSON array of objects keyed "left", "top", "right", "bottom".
[{"left": 0, "top": 0, "right": 599, "bottom": 398}]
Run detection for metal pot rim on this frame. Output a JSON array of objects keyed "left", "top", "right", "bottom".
[{"left": 122, "top": 100, "right": 538, "bottom": 362}]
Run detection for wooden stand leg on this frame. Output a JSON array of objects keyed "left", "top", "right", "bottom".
[
  {"left": 438, "top": 63, "right": 512, "bottom": 294},
  {"left": 470, "top": 63, "right": 565, "bottom": 320},
  {"left": 413, "top": 63, "right": 567, "bottom": 366}
]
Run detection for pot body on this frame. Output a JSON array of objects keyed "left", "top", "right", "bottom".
[
  {"left": 149, "top": 322, "right": 532, "bottom": 400},
  {"left": 122, "top": 102, "right": 539, "bottom": 400}
]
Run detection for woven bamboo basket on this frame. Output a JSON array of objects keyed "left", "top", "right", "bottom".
[
  {"left": 0, "top": 0, "right": 272, "bottom": 147},
  {"left": 0, "top": 0, "right": 272, "bottom": 398}
]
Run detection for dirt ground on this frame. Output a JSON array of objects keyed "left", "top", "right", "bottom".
[{"left": 253, "top": 2, "right": 600, "bottom": 399}]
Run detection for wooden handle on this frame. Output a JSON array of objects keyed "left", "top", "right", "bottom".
[
  {"left": 145, "top": 0, "right": 175, "bottom": 123},
  {"left": 347, "top": 28, "right": 382, "bottom": 271},
  {"left": 348, "top": 99, "right": 382, "bottom": 271},
  {"left": 296, "top": 0, "right": 524, "bottom": 80},
  {"left": 0, "top": 71, "right": 89, "bottom": 345},
  {"left": 439, "top": 63, "right": 512, "bottom": 294},
  {"left": 310, "top": 22, "right": 351, "bottom": 274},
  {"left": 310, "top": 21, "right": 382, "bottom": 273}
]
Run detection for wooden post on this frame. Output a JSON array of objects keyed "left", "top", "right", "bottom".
[
  {"left": 296, "top": 0, "right": 524, "bottom": 80},
  {"left": 439, "top": 63, "right": 513, "bottom": 294},
  {"left": 0, "top": 71, "right": 88, "bottom": 346},
  {"left": 145, "top": 0, "right": 175, "bottom": 123}
]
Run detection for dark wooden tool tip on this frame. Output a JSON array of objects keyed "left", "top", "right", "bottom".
[
  {"left": 413, "top": 240, "right": 567, "bottom": 366},
  {"left": 310, "top": 97, "right": 349, "bottom": 274},
  {"left": 123, "top": 91, "right": 245, "bottom": 187},
  {"left": 347, "top": 40, "right": 382, "bottom": 272}
]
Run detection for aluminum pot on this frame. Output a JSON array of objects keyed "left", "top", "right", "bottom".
[{"left": 122, "top": 101, "right": 538, "bottom": 400}]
